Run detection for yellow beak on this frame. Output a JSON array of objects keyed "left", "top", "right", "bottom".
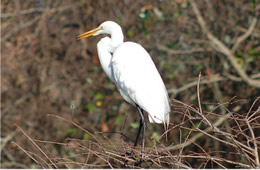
[{"left": 77, "top": 26, "right": 102, "bottom": 40}]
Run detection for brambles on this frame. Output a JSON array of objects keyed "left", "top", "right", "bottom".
[{"left": 1, "top": 0, "right": 259, "bottom": 168}]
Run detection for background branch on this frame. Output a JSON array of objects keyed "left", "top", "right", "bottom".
[{"left": 190, "top": 0, "right": 260, "bottom": 88}]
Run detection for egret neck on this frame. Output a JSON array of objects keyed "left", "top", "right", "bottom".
[{"left": 108, "top": 26, "right": 123, "bottom": 53}]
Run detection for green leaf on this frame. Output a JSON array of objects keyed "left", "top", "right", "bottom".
[
  {"left": 182, "top": 130, "right": 189, "bottom": 137},
  {"left": 127, "top": 30, "right": 135, "bottom": 38},
  {"left": 152, "top": 132, "right": 160, "bottom": 142},
  {"left": 85, "top": 103, "right": 95, "bottom": 112},
  {"left": 66, "top": 128, "right": 77, "bottom": 136},
  {"left": 83, "top": 133, "right": 90, "bottom": 140},
  {"left": 250, "top": 0, "right": 256, "bottom": 8},
  {"left": 248, "top": 48, "right": 260, "bottom": 57},
  {"left": 115, "top": 115, "right": 123, "bottom": 125},
  {"left": 194, "top": 122, "right": 201, "bottom": 128},
  {"left": 235, "top": 57, "right": 244, "bottom": 68},
  {"left": 115, "top": 18, "right": 123, "bottom": 26},
  {"left": 94, "top": 92, "right": 104, "bottom": 100}
]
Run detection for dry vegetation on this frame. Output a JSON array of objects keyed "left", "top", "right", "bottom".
[{"left": 1, "top": 0, "right": 260, "bottom": 168}]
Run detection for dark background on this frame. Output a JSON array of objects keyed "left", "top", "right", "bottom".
[{"left": 1, "top": 0, "right": 259, "bottom": 168}]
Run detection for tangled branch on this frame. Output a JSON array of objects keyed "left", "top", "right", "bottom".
[{"left": 190, "top": 0, "right": 260, "bottom": 88}]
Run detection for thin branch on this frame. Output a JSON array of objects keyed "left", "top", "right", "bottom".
[
  {"left": 163, "top": 106, "right": 231, "bottom": 151},
  {"left": 1, "top": 8, "right": 45, "bottom": 18},
  {"left": 15, "top": 125, "right": 58, "bottom": 168},
  {"left": 12, "top": 142, "right": 41, "bottom": 166},
  {"left": 1, "top": 1, "right": 86, "bottom": 19},
  {"left": 1, "top": 16, "right": 41, "bottom": 42},
  {"left": 0, "top": 130, "right": 17, "bottom": 152},
  {"left": 246, "top": 119, "right": 260, "bottom": 167},
  {"left": 169, "top": 74, "right": 225, "bottom": 94},
  {"left": 190, "top": 0, "right": 260, "bottom": 88},
  {"left": 47, "top": 114, "right": 105, "bottom": 153},
  {"left": 157, "top": 44, "right": 213, "bottom": 55},
  {"left": 232, "top": 17, "right": 258, "bottom": 53},
  {"left": 197, "top": 73, "right": 213, "bottom": 127}
]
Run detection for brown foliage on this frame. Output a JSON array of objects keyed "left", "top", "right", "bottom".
[{"left": 1, "top": 0, "right": 259, "bottom": 168}]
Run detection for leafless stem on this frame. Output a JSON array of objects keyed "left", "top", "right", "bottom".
[
  {"left": 12, "top": 142, "right": 41, "bottom": 166},
  {"left": 15, "top": 125, "right": 58, "bottom": 168},
  {"left": 157, "top": 44, "right": 213, "bottom": 55},
  {"left": 1, "top": 8, "right": 45, "bottom": 18},
  {"left": 190, "top": 0, "right": 260, "bottom": 88},
  {"left": 1, "top": 16, "right": 41, "bottom": 42},
  {"left": 231, "top": 17, "right": 258, "bottom": 53},
  {"left": 197, "top": 73, "right": 213, "bottom": 127},
  {"left": 169, "top": 74, "right": 225, "bottom": 94},
  {"left": 0, "top": 130, "right": 17, "bottom": 152},
  {"left": 246, "top": 118, "right": 260, "bottom": 167}
]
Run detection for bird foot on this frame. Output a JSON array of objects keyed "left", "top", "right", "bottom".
[
  {"left": 134, "top": 158, "right": 143, "bottom": 166},
  {"left": 123, "top": 151, "right": 144, "bottom": 167}
]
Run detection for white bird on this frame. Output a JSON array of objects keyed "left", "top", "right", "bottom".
[{"left": 78, "top": 21, "right": 170, "bottom": 158}]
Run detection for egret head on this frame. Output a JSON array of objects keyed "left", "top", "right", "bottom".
[{"left": 77, "top": 21, "right": 122, "bottom": 40}]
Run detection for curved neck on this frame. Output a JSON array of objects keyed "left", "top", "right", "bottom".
[
  {"left": 97, "top": 37, "right": 115, "bottom": 82},
  {"left": 109, "top": 29, "right": 124, "bottom": 53}
]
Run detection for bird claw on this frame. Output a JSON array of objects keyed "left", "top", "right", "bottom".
[
  {"left": 125, "top": 151, "right": 134, "bottom": 156},
  {"left": 124, "top": 151, "right": 144, "bottom": 167},
  {"left": 134, "top": 158, "right": 143, "bottom": 166}
]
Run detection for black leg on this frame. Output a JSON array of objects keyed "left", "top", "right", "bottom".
[
  {"left": 137, "top": 107, "right": 146, "bottom": 158},
  {"left": 134, "top": 118, "right": 143, "bottom": 147},
  {"left": 126, "top": 105, "right": 146, "bottom": 166}
]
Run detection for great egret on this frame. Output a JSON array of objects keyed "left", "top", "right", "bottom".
[{"left": 78, "top": 21, "right": 170, "bottom": 158}]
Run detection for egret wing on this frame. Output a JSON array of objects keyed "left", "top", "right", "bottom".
[{"left": 112, "top": 42, "right": 170, "bottom": 124}]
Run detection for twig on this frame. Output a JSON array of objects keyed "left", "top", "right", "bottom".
[
  {"left": 2, "top": 94, "right": 32, "bottom": 117},
  {"left": 1, "top": 16, "right": 41, "bottom": 42},
  {"left": 164, "top": 109, "right": 231, "bottom": 151},
  {"left": 245, "top": 119, "right": 260, "bottom": 167},
  {"left": 168, "top": 74, "right": 225, "bottom": 94},
  {"left": 0, "top": 130, "right": 17, "bottom": 151},
  {"left": 169, "top": 72, "right": 260, "bottom": 96},
  {"left": 231, "top": 17, "right": 258, "bottom": 53},
  {"left": 236, "top": 26, "right": 260, "bottom": 38},
  {"left": 157, "top": 44, "right": 213, "bottom": 55},
  {"left": 190, "top": 0, "right": 260, "bottom": 88},
  {"left": 1, "top": 8, "right": 45, "bottom": 18},
  {"left": 15, "top": 125, "right": 58, "bottom": 168},
  {"left": 1, "top": 1, "right": 86, "bottom": 19},
  {"left": 247, "top": 97, "right": 260, "bottom": 120},
  {"left": 74, "top": 142, "right": 114, "bottom": 168},
  {"left": 12, "top": 142, "right": 41, "bottom": 166},
  {"left": 47, "top": 114, "right": 105, "bottom": 153},
  {"left": 197, "top": 73, "right": 213, "bottom": 127}
]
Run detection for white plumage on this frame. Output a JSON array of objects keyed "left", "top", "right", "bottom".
[
  {"left": 78, "top": 21, "right": 170, "bottom": 125},
  {"left": 112, "top": 42, "right": 170, "bottom": 124},
  {"left": 78, "top": 21, "right": 171, "bottom": 157}
]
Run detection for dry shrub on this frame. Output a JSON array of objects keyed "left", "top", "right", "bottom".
[{"left": 1, "top": 0, "right": 259, "bottom": 168}]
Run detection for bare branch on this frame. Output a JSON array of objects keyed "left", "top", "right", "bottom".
[
  {"left": 1, "top": 16, "right": 41, "bottom": 42},
  {"left": 196, "top": 73, "right": 213, "bottom": 127},
  {"left": 190, "top": 0, "right": 260, "bottom": 88},
  {"left": 231, "top": 17, "right": 258, "bottom": 53},
  {"left": 12, "top": 142, "right": 41, "bottom": 166},
  {"left": 0, "top": 130, "right": 17, "bottom": 151},
  {"left": 169, "top": 74, "right": 225, "bottom": 94},
  {"left": 1, "top": 8, "right": 45, "bottom": 18},
  {"left": 246, "top": 119, "right": 260, "bottom": 167},
  {"left": 157, "top": 44, "right": 213, "bottom": 55},
  {"left": 15, "top": 125, "right": 58, "bottom": 168},
  {"left": 163, "top": 112, "right": 232, "bottom": 151}
]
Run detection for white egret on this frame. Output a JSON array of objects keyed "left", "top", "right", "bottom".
[{"left": 78, "top": 21, "right": 170, "bottom": 159}]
